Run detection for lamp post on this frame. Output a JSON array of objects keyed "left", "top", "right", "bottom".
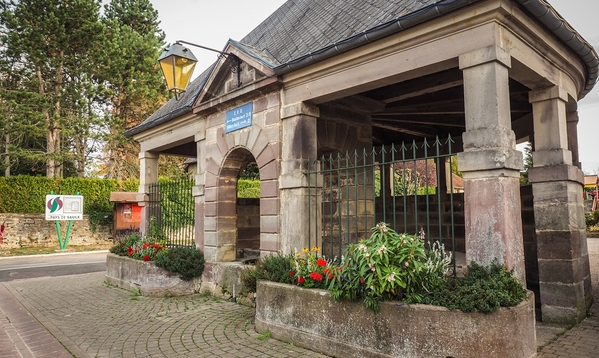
[{"left": 158, "top": 40, "right": 241, "bottom": 100}]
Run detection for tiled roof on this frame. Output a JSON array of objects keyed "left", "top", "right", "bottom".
[
  {"left": 240, "top": 0, "right": 431, "bottom": 65},
  {"left": 125, "top": 0, "right": 598, "bottom": 137},
  {"left": 126, "top": 0, "right": 442, "bottom": 136}
]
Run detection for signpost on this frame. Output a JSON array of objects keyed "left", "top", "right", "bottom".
[
  {"left": 225, "top": 102, "right": 253, "bottom": 133},
  {"left": 45, "top": 192, "right": 84, "bottom": 250}
]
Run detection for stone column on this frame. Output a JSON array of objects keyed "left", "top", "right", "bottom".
[
  {"left": 457, "top": 46, "right": 526, "bottom": 282},
  {"left": 137, "top": 151, "right": 159, "bottom": 235},
  {"left": 528, "top": 86, "right": 592, "bottom": 324},
  {"left": 279, "top": 102, "right": 319, "bottom": 254},
  {"left": 567, "top": 110, "right": 581, "bottom": 169},
  {"left": 193, "top": 130, "right": 206, "bottom": 251}
]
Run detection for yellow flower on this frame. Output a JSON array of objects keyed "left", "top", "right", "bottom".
[
  {"left": 311, "top": 246, "right": 320, "bottom": 252},
  {"left": 296, "top": 253, "right": 301, "bottom": 257},
  {"left": 302, "top": 247, "right": 309, "bottom": 253}
]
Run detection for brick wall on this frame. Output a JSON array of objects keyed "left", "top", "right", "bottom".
[{"left": 0, "top": 213, "right": 113, "bottom": 249}]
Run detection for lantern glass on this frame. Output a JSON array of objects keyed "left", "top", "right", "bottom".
[{"left": 158, "top": 43, "right": 197, "bottom": 99}]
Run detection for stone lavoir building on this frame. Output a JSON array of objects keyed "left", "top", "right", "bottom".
[{"left": 125, "top": 0, "right": 597, "bottom": 325}]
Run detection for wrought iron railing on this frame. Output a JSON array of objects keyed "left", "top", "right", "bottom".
[
  {"left": 148, "top": 178, "right": 195, "bottom": 247},
  {"left": 305, "top": 135, "right": 463, "bottom": 273}
]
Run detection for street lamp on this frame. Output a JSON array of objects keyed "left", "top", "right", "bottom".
[{"left": 158, "top": 40, "right": 241, "bottom": 100}]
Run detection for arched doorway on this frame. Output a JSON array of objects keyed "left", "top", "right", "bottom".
[{"left": 217, "top": 147, "right": 260, "bottom": 261}]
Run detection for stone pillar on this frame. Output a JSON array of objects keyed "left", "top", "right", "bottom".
[
  {"left": 193, "top": 130, "right": 206, "bottom": 251},
  {"left": 567, "top": 110, "right": 581, "bottom": 169},
  {"left": 279, "top": 102, "right": 319, "bottom": 254},
  {"left": 137, "top": 151, "right": 159, "bottom": 235},
  {"left": 528, "top": 86, "right": 592, "bottom": 324},
  {"left": 457, "top": 46, "right": 526, "bottom": 282}
]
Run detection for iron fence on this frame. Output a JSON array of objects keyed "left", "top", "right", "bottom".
[
  {"left": 306, "top": 135, "right": 463, "bottom": 272},
  {"left": 148, "top": 178, "right": 195, "bottom": 247}
]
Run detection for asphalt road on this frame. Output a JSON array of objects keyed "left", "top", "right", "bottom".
[{"left": 0, "top": 251, "right": 107, "bottom": 282}]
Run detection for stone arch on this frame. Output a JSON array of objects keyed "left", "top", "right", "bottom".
[
  {"left": 215, "top": 146, "right": 259, "bottom": 261},
  {"left": 202, "top": 95, "right": 282, "bottom": 262}
]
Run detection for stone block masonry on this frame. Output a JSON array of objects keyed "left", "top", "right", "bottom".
[{"left": 0, "top": 213, "right": 113, "bottom": 249}]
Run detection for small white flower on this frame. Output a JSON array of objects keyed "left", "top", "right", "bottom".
[{"left": 387, "top": 272, "right": 396, "bottom": 282}]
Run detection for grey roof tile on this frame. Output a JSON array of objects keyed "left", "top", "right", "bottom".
[{"left": 127, "top": 0, "right": 598, "bottom": 136}]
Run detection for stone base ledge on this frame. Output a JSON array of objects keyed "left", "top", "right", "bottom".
[
  {"left": 256, "top": 281, "right": 537, "bottom": 358},
  {"left": 105, "top": 253, "right": 200, "bottom": 297},
  {"left": 105, "top": 254, "right": 254, "bottom": 305}
]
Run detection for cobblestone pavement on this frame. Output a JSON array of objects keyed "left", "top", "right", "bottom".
[
  {"left": 2, "top": 272, "right": 329, "bottom": 358},
  {"left": 1, "top": 238, "right": 598, "bottom": 357}
]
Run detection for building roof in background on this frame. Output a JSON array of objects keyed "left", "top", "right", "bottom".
[
  {"left": 585, "top": 174, "right": 599, "bottom": 187},
  {"left": 125, "top": 0, "right": 598, "bottom": 137}
]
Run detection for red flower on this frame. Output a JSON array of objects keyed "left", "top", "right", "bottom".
[
  {"left": 143, "top": 255, "right": 150, "bottom": 261},
  {"left": 289, "top": 271, "right": 295, "bottom": 277},
  {"left": 127, "top": 247, "right": 133, "bottom": 256},
  {"left": 316, "top": 258, "right": 327, "bottom": 267},
  {"left": 309, "top": 272, "right": 323, "bottom": 282},
  {"left": 297, "top": 276, "right": 305, "bottom": 284},
  {"left": 359, "top": 277, "right": 365, "bottom": 284},
  {"left": 143, "top": 243, "right": 149, "bottom": 249}
]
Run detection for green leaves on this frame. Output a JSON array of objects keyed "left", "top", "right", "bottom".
[
  {"left": 0, "top": 175, "right": 138, "bottom": 213},
  {"left": 327, "top": 222, "right": 451, "bottom": 312},
  {"left": 0, "top": 0, "right": 169, "bottom": 178}
]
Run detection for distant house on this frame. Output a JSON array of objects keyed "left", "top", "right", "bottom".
[{"left": 584, "top": 174, "right": 598, "bottom": 212}]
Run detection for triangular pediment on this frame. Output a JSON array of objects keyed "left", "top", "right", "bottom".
[{"left": 194, "top": 41, "right": 277, "bottom": 106}]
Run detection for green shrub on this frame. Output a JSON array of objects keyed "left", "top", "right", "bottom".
[
  {"left": 420, "top": 260, "right": 527, "bottom": 314},
  {"left": 154, "top": 246, "right": 205, "bottom": 281},
  {"left": 326, "top": 223, "right": 451, "bottom": 312},
  {"left": 586, "top": 209, "right": 599, "bottom": 228},
  {"left": 245, "top": 223, "right": 526, "bottom": 315},
  {"left": 241, "top": 252, "right": 294, "bottom": 294},
  {"left": 237, "top": 179, "right": 260, "bottom": 198},
  {"left": 0, "top": 175, "right": 138, "bottom": 214}
]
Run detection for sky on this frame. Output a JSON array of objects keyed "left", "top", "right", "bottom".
[{"left": 150, "top": 0, "right": 599, "bottom": 173}]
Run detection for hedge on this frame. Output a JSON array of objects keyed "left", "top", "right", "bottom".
[
  {"left": 237, "top": 179, "right": 260, "bottom": 198},
  {"left": 0, "top": 176, "right": 139, "bottom": 214}
]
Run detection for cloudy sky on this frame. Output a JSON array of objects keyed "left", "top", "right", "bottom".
[{"left": 150, "top": 0, "right": 599, "bottom": 173}]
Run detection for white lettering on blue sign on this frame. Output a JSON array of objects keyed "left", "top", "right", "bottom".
[{"left": 226, "top": 102, "right": 253, "bottom": 133}]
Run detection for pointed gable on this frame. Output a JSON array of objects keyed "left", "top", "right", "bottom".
[{"left": 194, "top": 41, "right": 278, "bottom": 105}]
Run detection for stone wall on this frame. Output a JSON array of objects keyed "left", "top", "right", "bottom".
[
  {"left": 0, "top": 213, "right": 113, "bottom": 248},
  {"left": 256, "top": 281, "right": 537, "bottom": 358}
]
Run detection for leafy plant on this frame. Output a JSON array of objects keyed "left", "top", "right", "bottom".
[
  {"left": 420, "top": 260, "right": 527, "bottom": 314},
  {"left": 154, "top": 246, "right": 205, "bottom": 281},
  {"left": 109, "top": 232, "right": 142, "bottom": 256},
  {"left": 237, "top": 179, "right": 260, "bottom": 198},
  {"left": 241, "top": 252, "right": 295, "bottom": 294},
  {"left": 586, "top": 209, "right": 599, "bottom": 228},
  {"left": 326, "top": 223, "right": 450, "bottom": 312}
]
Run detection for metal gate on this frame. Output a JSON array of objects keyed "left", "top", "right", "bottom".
[
  {"left": 148, "top": 178, "right": 195, "bottom": 247},
  {"left": 305, "top": 135, "right": 463, "bottom": 268}
]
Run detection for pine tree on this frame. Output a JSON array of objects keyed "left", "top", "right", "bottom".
[
  {"left": 0, "top": 0, "right": 104, "bottom": 178},
  {"left": 97, "top": 0, "right": 169, "bottom": 179}
]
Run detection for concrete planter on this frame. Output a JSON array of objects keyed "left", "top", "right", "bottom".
[
  {"left": 105, "top": 253, "right": 200, "bottom": 297},
  {"left": 255, "top": 281, "right": 537, "bottom": 358}
]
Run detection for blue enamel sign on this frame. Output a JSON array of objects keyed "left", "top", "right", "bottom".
[{"left": 226, "top": 102, "right": 253, "bottom": 133}]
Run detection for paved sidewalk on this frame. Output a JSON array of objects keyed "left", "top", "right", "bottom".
[
  {"left": 0, "top": 238, "right": 597, "bottom": 357},
  {"left": 2, "top": 272, "right": 328, "bottom": 357}
]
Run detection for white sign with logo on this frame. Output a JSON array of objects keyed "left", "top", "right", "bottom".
[{"left": 45, "top": 195, "right": 84, "bottom": 220}]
